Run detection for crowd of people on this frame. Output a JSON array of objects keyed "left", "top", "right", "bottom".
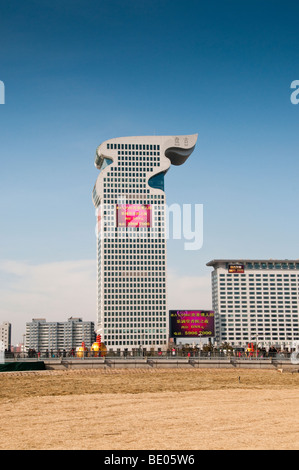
[{"left": 4, "top": 344, "right": 293, "bottom": 359}]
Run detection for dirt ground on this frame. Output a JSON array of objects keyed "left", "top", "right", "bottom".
[{"left": 0, "top": 368, "right": 298, "bottom": 450}]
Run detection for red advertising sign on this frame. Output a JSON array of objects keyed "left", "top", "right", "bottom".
[
  {"left": 169, "top": 310, "right": 215, "bottom": 338},
  {"left": 116, "top": 204, "right": 151, "bottom": 228},
  {"left": 228, "top": 264, "right": 244, "bottom": 273}
]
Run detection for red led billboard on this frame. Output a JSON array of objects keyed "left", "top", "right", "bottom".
[
  {"left": 116, "top": 204, "right": 151, "bottom": 228},
  {"left": 170, "top": 310, "right": 215, "bottom": 338},
  {"left": 228, "top": 264, "right": 244, "bottom": 273}
]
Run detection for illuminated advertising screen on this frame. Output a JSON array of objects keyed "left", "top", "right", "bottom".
[
  {"left": 169, "top": 310, "right": 215, "bottom": 338},
  {"left": 228, "top": 264, "right": 244, "bottom": 273},
  {"left": 116, "top": 204, "right": 151, "bottom": 228}
]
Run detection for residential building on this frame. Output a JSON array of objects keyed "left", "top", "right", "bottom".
[
  {"left": 25, "top": 317, "right": 95, "bottom": 353},
  {"left": 0, "top": 322, "right": 11, "bottom": 351}
]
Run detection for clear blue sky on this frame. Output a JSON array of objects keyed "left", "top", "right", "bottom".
[{"left": 1, "top": 0, "right": 299, "bottom": 341}]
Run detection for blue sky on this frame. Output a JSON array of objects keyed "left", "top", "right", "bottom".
[{"left": 1, "top": 0, "right": 299, "bottom": 342}]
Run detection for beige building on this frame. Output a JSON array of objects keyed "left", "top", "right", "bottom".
[{"left": 207, "top": 259, "right": 299, "bottom": 350}]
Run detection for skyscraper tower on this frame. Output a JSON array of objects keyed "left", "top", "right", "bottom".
[{"left": 92, "top": 134, "right": 198, "bottom": 351}]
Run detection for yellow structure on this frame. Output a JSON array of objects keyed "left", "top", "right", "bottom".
[{"left": 76, "top": 346, "right": 88, "bottom": 358}]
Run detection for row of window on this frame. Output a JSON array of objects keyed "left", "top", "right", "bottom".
[
  {"left": 103, "top": 241, "right": 165, "bottom": 248},
  {"left": 101, "top": 198, "right": 164, "bottom": 206},
  {"left": 218, "top": 285, "right": 298, "bottom": 290},
  {"left": 105, "top": 340, "right": 167, "bottom": 346},
  {"left": 117, "top": 152, "right": 160, "bottom": 158},
  {"left": 103, "top": 187, "right": 150, "bottom": 194},
  {"left": 217, "top": 278, "right": 299, "bottom": 282},
  {"left": 103, "top": 298, "right": 166, "bottom": 303},
  {"left": 219, "top": 311, "right": 298, "bottom": 315},
  {"left": 105, "top": 327, "right": 167, "bottom": 331},
  {"left": 105, "top": 163, "right": 159, "bottom": 176},
  {"left": 220, "top": 336, "right": 299, "bottom": 342},
  {"left": 244, "top": 262, "right": 299, "bottom": 270},
  {"left": 218, "top": 276, "right": 299, "bottom": 281},
  {"left": 107, "top": 143, "right": 160, "bottom": 151}
]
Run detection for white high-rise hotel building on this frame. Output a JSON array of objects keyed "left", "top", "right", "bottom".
[
  {"left": 92, "top": 134, "right": 198, "bottom": 351},
  {"left": 207, "top": 259, "right": 299, "bottom": 349}
]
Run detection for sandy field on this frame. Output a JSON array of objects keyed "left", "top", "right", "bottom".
[{"left": 0, "top": 368, "right": 298, "bottom": 450}]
